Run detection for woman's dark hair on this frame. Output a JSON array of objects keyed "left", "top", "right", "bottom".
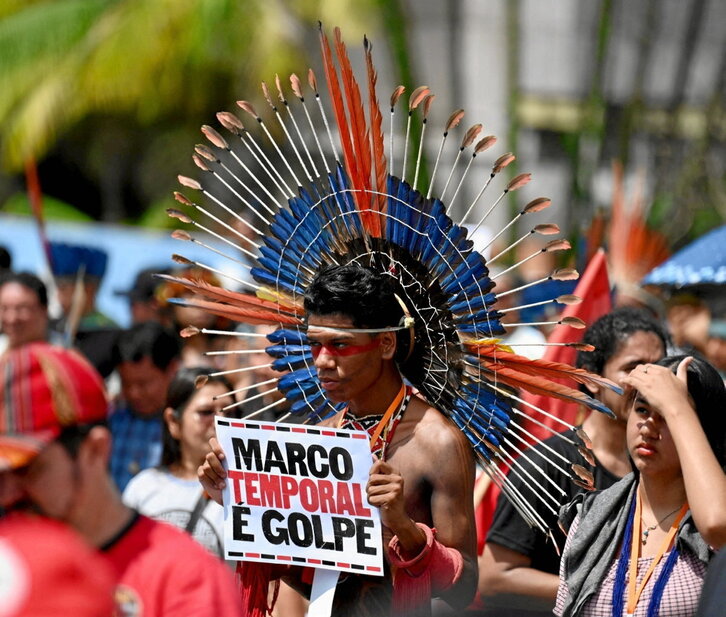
[
  {"left": 657, "top": 354, "right": 726, "bottom": 467},
  {"left": 576, "top": 307, "right": 669, "bottom": 375},
  {"left": 160, "top": 366, "right": 236, "bottom": 467}
]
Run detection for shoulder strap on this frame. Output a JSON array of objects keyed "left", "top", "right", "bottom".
[{"left": 185, "top": 492, "right": 211, "bottom": 535}]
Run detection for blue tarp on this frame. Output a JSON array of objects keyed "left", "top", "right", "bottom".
[
  {"left": 0, "top": 215, "right": 238, "bottom": 327},
  {"left": 642, "top": 224, "right": 726, "bottom": 288}
]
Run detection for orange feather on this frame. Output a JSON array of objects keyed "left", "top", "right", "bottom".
[
  {"left": 156, "top": 274, "right": 303, "bottom": 315},
  {"left": 319, "top": 28, "right": 356, "bottom": 181},
  {"left": 171, "top": 297, "right": 302, "bottom": 327},
  {"left": 334, "top": 29, "right": 371, "bottom": 187},
  {"left": 478, "top": 362, "right": 611, "bottom": 414},
  {"left": 466, "top": 343, "right": 619, "bottom": 393},
  {"left": 365, "top": 35, "right": 387, "bottom": 230}
]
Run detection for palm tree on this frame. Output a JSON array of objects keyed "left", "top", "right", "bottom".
[{"left": 0, "top": 0, "right": 394, "bottom": 222}]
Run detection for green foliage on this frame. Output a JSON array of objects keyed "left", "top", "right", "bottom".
[{"left": 2, "top": 192, "right": 92, "bottom": 221}]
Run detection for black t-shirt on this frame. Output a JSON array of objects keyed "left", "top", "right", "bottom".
[{"left": 486, "top": 428, "right": 620, "bottom": 575}]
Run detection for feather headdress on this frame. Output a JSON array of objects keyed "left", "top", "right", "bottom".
[{"left": 169, "top": 26, "right": 620, "bottom": 534}]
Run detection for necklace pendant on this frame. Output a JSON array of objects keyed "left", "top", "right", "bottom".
[{"left": 641, "top": 529, "right": 650, "bottom": 545}]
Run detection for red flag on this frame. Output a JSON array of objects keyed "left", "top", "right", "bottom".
[{"left": 519, "top": 247, "right": 611, "bottom": 432}]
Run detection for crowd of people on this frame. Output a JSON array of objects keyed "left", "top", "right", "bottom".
[{"left": 0, "top": 237, "right": 725, "bottom": 617}]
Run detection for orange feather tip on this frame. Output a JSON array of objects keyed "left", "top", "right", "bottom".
[
  {"left": 390, "top": 86, "right": 405, "bottom": 108},
  {"left": 236, "top": 100, "right": 259, "bottom": 118},
  {"left": 308, "top": 69, "right": 318, "bottom": 93},
  {"left": 408, "top": 86, "right": 431, "bottom": 111},
  {"left": 576, "top": 428, "right": 593, "bottom": 449},
  {"left": 194, "top": 144, "right": 217, "bottom": 162},
  {"left": 172, "top": 254, "right": 194, "bottom": 265},
  {"left": 192, "top": 154, "right": 211, "bottom": 172},
  {"left": 461, "top": 124, "right": 483, "bottom": 148},
  {"left": 560, "top": 316, "right": 586, "bottom": 329},
  {"left": 290, "top": 73, "right": 303, "bottom": 99},
  {"left": 571, "top": 464, "right": 595, "bottom": 489},
  {"left": 422, "top": 94, "right": 435, "bottom": 118},
  {"left": 534, "top": 223, "right": 560, "bottom": 235},
  {"left": 260, "top": 81, "right": 274, "bottom": 107},
  {"left": 195, "top": 375, "right": 209, "bottom": 388},
  {"left": 201, "top": 125, "right": 229, "bottom": 149},
  {"left": 166, "top": 208, "right": 192, "bottom": 223},
  {"left": 577, "top": 445, "right": 596, "bottom": 466},
  {"left": 180, "top": 325, "right": 201, "bottom": 338},
  {"left": 556, "top": 294, "right": 581, "bottom": 305},
  {"left": 171, "top": 229, "right": 192, "bottom": 242},
  {"left": 475, "top": 135, "right": 497, "bottom": 154},
  {"left": 543, "top": 238, "right": 571, "bottom": 252},
  {"left": 178, "top": 175, "right": 201, "bottom": 190},
  {"left": 274, "top": 74, "right": 286, "bottom": 103},
  {"left": 552, "top": 267, "right": 578, "bottom": 281},
  {"left": 523, "top": 197, "right": 551, "bottom": 214},
  {"left": 172, "top": 192, "right": 193, "bottom": 207},
  {"left": 492, "top": 152, "right": 515, "bottom": 173},
  {"left": 216, "top": 111, "right": 244, "bottom": 134},
  {"left": 445, "top": 109, "right": 465, "bottom": 132},
  {"left": 506, "top": 172, "right": 531, "bottom": 192}
]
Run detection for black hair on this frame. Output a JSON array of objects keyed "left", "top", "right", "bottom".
[
  {"left": 303, "top": 264, "right": 403, "bottom": 330},
  {"left": 0, "top": 246, "right": 11, "bottom": 271},
  {"left": 56, "top": 423, "right": 107, "bottom": 458},
  {"left": 0, "top": 272, "right": 48, "bottom": 308},
  {"left": 656, "top": 355, "right": 726, "bottom": 467},
  {"left": 576, "top": 307, "right": 669, "bottom": 374},
  {"left": 160, "top": 366, "right": 236, "bottom": 467},
  {"left": 113, "top": 322, "right": 181, "bottom": 371}
]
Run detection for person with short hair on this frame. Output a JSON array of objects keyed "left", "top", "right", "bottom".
[
  {"left": 114, "top": 266, "right": 169, "bottom": 325},
  {"left": 0, "top": 343, "right": 242, "bottom": 617},
  {"left": 201, "top": 264, "right": 479, "bottom": 617},
  {"left": 0, "top": 272, "right": 54, "bottom": 353},
  {"left": 478, "top": 307, "right": 669, "bottom": 615},
  {"left": 109, "top": 322, "right": 181, "bottom": 491}
]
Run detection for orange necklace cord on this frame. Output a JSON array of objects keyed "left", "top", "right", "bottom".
[{"left": 625, "top": 489, "right": 689, "bottom": 616}]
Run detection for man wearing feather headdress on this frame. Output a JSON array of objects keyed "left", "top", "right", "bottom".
[{"left": 201, "top": 264, "right": 478, "bottom": 617}]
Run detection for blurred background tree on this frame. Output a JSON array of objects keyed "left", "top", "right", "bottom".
[
  {"left": 0, "top": 0, "right": 403, "bottom": 224},
  {"left": 0, "top": 0, "right": 723, "bottom": 253}
]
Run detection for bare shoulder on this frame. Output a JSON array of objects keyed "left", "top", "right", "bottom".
[{"left": 407, "top": 395, "right": 472, "bottom": 457}]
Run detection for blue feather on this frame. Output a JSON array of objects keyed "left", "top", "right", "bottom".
[{"left": 266, "top": 329, "right": 308, "bottom": 345}]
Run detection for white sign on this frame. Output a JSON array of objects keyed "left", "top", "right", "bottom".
[{"left": 215, "top": 418, "right": 383, "bottom": 576}]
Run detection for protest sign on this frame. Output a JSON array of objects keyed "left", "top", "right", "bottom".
[{"left": 215, "top": 418, "right": 383, "bottom": 576}]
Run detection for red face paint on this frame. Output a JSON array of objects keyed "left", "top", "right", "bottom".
[{"left": 309, "top": 338, "right": 381, "bottom": 359}]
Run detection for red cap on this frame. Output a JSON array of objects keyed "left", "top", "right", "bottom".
[
  {"left": 0, "top": 513, "right": 115, "bottom": 617},
  {"left": 0, "top": 343, "right": 108, "bottom": 470}
]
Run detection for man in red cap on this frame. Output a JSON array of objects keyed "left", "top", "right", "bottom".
[{"left": 0, "top": 343, "right": 241, "bottom": 617}]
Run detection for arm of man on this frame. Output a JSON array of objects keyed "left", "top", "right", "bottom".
[
  {"left": 479, "top": 542, "right": 559, "bottom": 602},
  {"left": 368, "top": 416, "right": 478, "bottom": 609}
]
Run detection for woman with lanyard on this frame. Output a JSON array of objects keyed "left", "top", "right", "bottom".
[{"left": 554, "top": 354, "right": 726, "bottom": 617}]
